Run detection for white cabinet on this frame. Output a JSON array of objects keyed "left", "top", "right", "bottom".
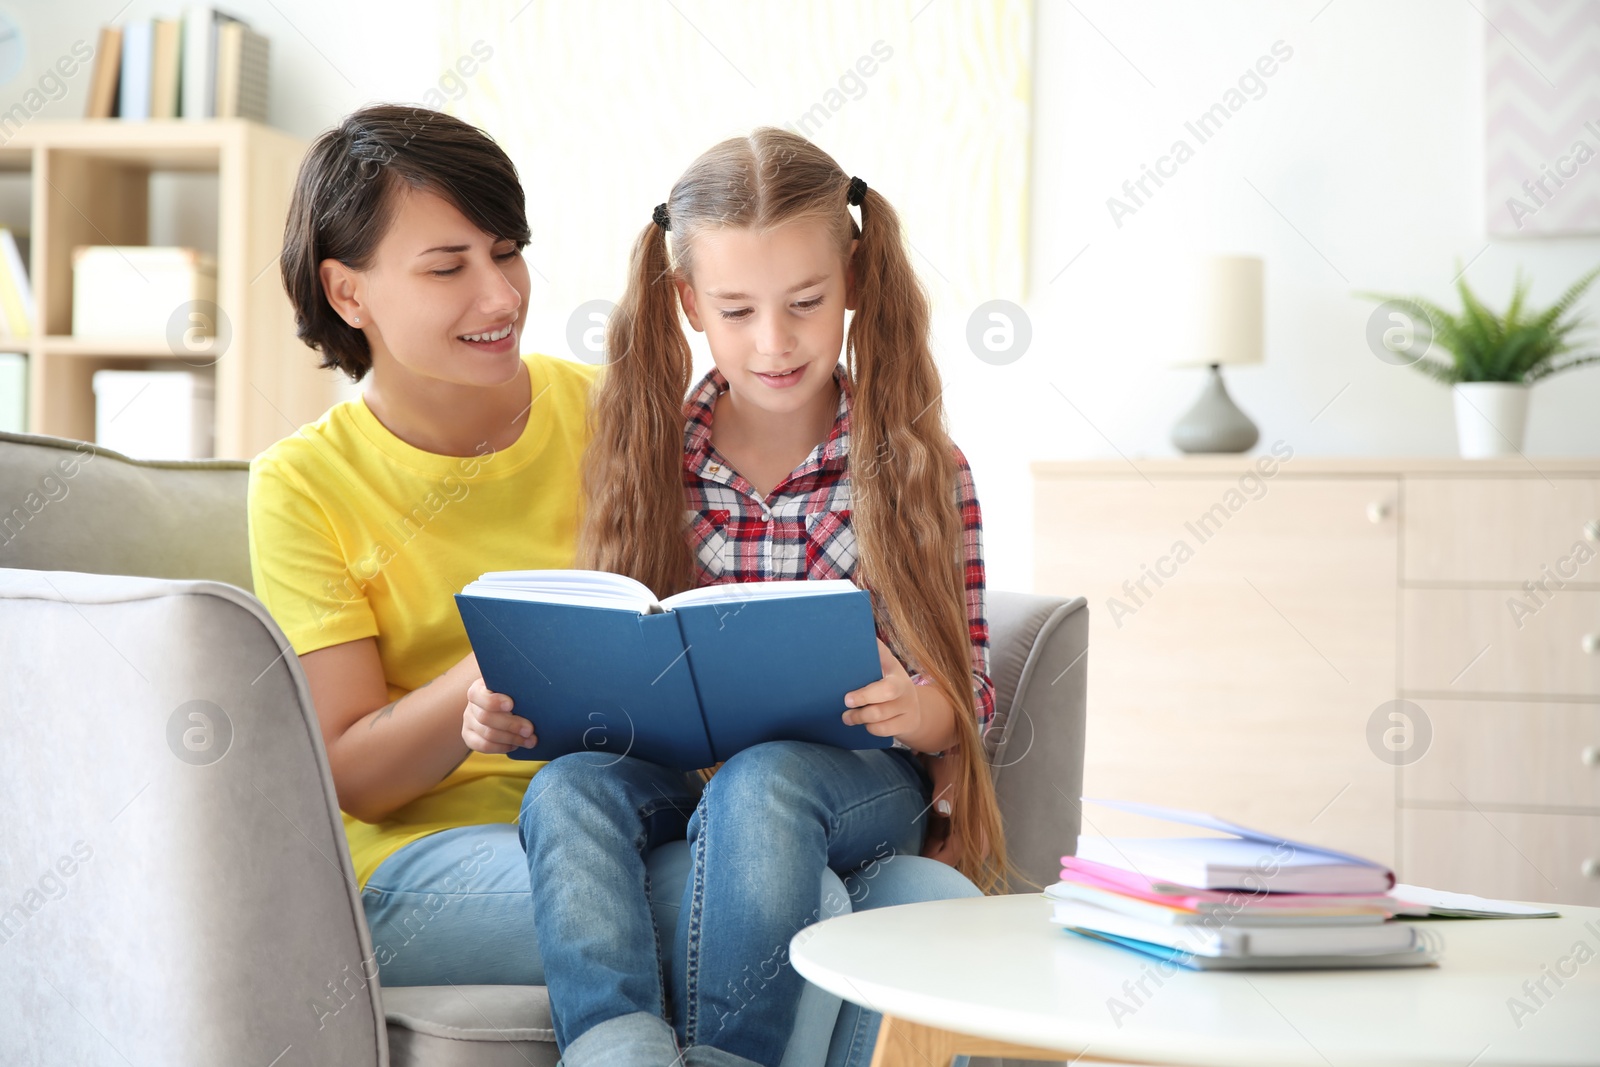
[{"left": 1034, "top": 458, "right": 1600, "bottom": 905}]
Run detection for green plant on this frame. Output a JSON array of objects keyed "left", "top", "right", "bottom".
[{"left": 1361, "top": 264, "right": 1600, "bottom": 384}]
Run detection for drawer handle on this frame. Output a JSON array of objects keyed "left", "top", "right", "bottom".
[
  {"left": 1584, "top": 634, "right": 1600, "bottom": 656},
  {"left": 1586, "top": 520, "right": 1600, "bottom": 543},
  {"left": 1585, "top": 746, "right": 1600, "bottom": 767},
  {"left": 1584, "top": 859, "right": 1600, "bottom": 879},
  {"left": 1366, "top": 500, "right": 1391, "bottom": 524}
]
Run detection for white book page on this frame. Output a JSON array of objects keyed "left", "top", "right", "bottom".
[
  {"left": 1389, "top": 884, "right": 1559, "bottom": 918},
  {"left": 659, "top": 579, "right": 858, "bottom": 610},
  {"left": 462, "top": 569, "right": 661, "bottom": 613}
]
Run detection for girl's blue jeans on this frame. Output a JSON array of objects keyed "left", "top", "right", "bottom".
[{"left": 360, "top": 740, "right": 980, "bottom": 1067}]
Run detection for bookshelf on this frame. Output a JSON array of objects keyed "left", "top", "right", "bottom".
[{"left": 0, "top": 119, "right": 338, "bottom": 459}]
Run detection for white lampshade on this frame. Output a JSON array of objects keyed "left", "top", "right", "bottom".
[{"left": 1173, "top": 255, "right": 1264, "bottom": 368}]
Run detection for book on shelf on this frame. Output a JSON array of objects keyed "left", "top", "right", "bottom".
[
  {"left": 118, "top": 20, "right": 153, "bottom": 120},
  {"left": 214, "top": 20, "right": 269, "bottom": 122},
  {"left": 149, "top": 19, "right": 183, "bottom": 120},
  {"left": 85, "top": 26, "right": 123, "bottom": 119},
  {"left": 0, "top": 352, "right": 24, "bottom": 434},
  {"left": 87, "top": 8, "right": 267, "bottom": 121},
  {"left": 0, "top": 229, "right": 33, "bottom": 340},
  {"left": 182, "top": 7, "right": 246, "bottom": 120},
  {"left": 455, "top": 571, "right": 889, "bottom": 770}
]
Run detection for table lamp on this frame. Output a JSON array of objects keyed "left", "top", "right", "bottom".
[{"left": 1170, "top": 254, "right": 1263, "bottom": 454}]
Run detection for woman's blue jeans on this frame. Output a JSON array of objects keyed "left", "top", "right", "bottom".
[{"left": 361, "top": 740, "right": 979, "bottom": 1066}]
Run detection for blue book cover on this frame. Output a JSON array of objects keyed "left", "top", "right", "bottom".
[
  {"left": 456, "top": 573, "right": 891, "bottom": 770},
  {"left": 1062, "top": 928, "right": 1435, "bottom": 971}
]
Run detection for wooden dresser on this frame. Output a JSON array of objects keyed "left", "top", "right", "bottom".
[{"left": 1033, "top": 455, "right": 1600, "bottom": 906}]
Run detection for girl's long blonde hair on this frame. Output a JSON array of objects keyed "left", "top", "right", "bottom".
[{"left": 579, "top": 128, "right": 1009, "bottom": 893}]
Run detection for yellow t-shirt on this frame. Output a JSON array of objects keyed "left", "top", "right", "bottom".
[{"left": 247, "top": 353, "right": 599, "bottom": 889}]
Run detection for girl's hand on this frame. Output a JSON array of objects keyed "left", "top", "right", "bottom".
[
  {"left": 919, "top": 750, "right": 962, "bottom": 864},
  {"left": 842, "top": 640, "right": 924, "bottom": 738},
  {"left": 463, "top": 676, "right": 538, "bottom": 754}
]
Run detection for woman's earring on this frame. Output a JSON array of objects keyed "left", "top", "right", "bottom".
[{"left": 353, "top": 316, "right": 361, "bottom": 325}]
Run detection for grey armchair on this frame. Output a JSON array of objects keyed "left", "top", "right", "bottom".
[{"left": 0, "top": 429, "right": 1087, "bottom": 1067}]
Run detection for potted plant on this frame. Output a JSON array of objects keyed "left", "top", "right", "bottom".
[{"left": 1363, "top": 265, "right": 1600, "bottom": 457}]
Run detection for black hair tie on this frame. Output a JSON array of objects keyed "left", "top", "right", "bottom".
[
  {"left": 846, "top": 176, "right": 868, "bottom": 207},
  {"left": 652, "top": 202, "right": 671, "bottom": 230}
]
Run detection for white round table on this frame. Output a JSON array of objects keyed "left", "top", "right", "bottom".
[{"left": 790, "top": 893, "right": 1600, "bottom": 1066}]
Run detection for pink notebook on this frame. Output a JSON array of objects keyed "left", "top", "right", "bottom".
[{"left": 1059, "top": 855, "right": 1401, "bottom": 912}]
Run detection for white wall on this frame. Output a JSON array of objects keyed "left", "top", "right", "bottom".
[
  {"left": 969, "top": 0, "right": 1600, "bottom": 590},
  {"left": 7, "top": 0, "right": 1598, "bottom": 592}
]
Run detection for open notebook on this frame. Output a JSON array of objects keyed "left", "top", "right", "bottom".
[{"left": 1071, "top": 798, "right": 1397, "bottom": 895}]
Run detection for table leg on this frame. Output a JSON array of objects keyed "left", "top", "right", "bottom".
[
  {"left": 868, "top": 1014, "right": 962, "bottom": 1067},
  {"left": 869, "top": 1014, "right": 1095, "bottom": 1066}
]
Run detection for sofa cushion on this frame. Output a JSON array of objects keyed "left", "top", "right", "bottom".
[
  {"left": 383, "top": 985, "right": 557, "bottom": 1067},
  {"left": 0, "top": 430, "right": 252, "bottom": 590}
]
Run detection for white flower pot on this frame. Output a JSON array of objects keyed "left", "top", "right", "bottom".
[{"left": 1452, "top": 382, "right": 1530, "bottom": 458}]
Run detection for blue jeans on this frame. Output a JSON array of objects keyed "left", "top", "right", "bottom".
[
  {"left": 521, "top": 741, "right": 934, "bottom": 1067},
  {"left": 363, "top": 742, "right": 979, "bottom": 1067},
  {"left": 360, "top": 822, "right": 849, "bottom": 1065},
  {"left": 645, "top": 838, "right": 977, "bottom": 1067}
]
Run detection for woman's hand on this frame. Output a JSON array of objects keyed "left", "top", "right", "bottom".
[
  {"left": 842, "top": 639, "right": 925, "bottom": 738},
  {"left": 463, "top": 675, "right": 538, "bottom": 754}
]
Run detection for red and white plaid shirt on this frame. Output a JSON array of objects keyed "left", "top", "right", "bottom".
[{"left": 681, "top": 364, "right": 997, "bottom": 736}]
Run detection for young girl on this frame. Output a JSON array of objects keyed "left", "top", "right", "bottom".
[{"left": 467, "top": 129, "right": 1007, "bottom": 1067}]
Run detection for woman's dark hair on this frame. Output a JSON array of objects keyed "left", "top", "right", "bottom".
[{"left": 280, "top": 104, "right": 531, "bottom": 381}]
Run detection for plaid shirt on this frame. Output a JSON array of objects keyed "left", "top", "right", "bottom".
[{"left": 682, "top": 365, "right": 997, "bottom": 736}]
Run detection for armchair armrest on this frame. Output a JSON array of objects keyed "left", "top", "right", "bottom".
[
  {"left": 0, "top": 567, "right": 384, "bottom": 1065},
  {"left": 984, "top": 591, "right": 1089, "bottom": 893}
]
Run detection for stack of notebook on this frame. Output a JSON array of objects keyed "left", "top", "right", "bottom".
[{"left": 1050, "top": 800, "right": 1437, "bottom": 970}]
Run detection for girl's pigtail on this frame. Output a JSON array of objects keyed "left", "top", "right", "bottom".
[
  {"left": 848, "top": 187, "right": 1013, "bottom": 895},
  {"left": 578, "top": 220, "right": 695, "bottom": 596}
]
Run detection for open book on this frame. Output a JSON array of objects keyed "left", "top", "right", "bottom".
[{"left": 454, "top": 571, "right": 890, "bottom": 770}]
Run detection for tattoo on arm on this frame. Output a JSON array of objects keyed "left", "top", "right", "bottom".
[
  {"left": 368, "top": 700, "right": 399, "bottom": 730},
  {"left": 365, "top": 674, "right": 439, "bottom": 731}
]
